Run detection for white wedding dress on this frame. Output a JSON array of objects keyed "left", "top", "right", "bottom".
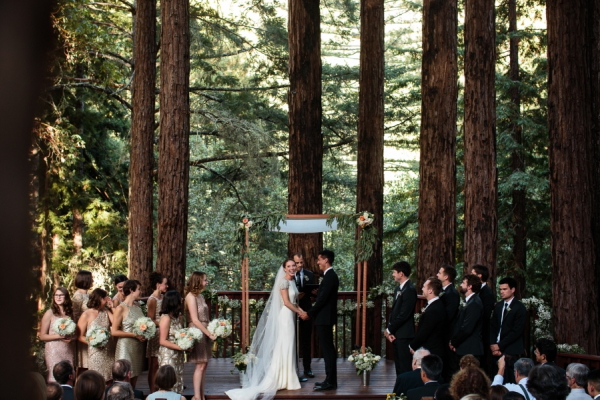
[{"left": 226, "top": 268, "right": 301, "bottom": 400}]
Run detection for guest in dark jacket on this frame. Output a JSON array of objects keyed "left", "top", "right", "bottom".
[
  {"left": 534, "top": 338, "right": 566, "bottom": 376},
  {"left": 437, "top": 264, "right": 460, "bottom": 380},
  {"left": 105, "top": 359, "right": 144, "bottom": 400},
  {"left": 53, "top": 360, "right": 75, "bottom": 400},
  {"left": 471, "top": 264, "right": 496, "bottom": 374},
  {"left": 409, "top": 277, "right": 447, "bottom": 359},
  {"left": 406, "top": 354, "right": 443, "bottom": 400},
  {"left": 393, "top": 348, "right": 430, "bottom": 396},
  {"left": 450, "top": 274, "right": 484, "bottom": 359}
]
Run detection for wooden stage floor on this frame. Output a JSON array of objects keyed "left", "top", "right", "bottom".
[{"left": 136, "top": 358, "right": 396, "bottom": 399}]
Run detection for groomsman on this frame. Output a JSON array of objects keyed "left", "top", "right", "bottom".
[
  {"left": 437, "top": 265, "right": 460, "bottom": 379},
  {"left": 409, "top": 277, "right": 447, "bottom": 359},
  {"left": 471, "top": 264, "right": 495, "bottom": 373},
  {"left": 293, "top": 252, "right": 315, "bottom": 379},
  {"left": 450, "top": 274, "right": 484, "bottom": 361},
  {"left": 489, "top": 277, "right": 526, "bottom": 384},
  {"left": 385, "top": 261, "right": 417, "bottom": 375}
]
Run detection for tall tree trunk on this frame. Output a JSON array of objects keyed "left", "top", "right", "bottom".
[
  {"left": 508, "top": 0, "right": 526, "bottom": 299},
  {"left": 463, "top": 0, "right": 497, "bottom": 292},
  {"left": 287, "top": 0, "right": 323, "bottom": 273},
  {"left": 417, "top": 0, "right": 458, "bottom": 288},
  {"left": 73, "top": 208, "right": 83, "bottom": 254},
  {"left": 129, "top": 0, "right": 156, "bottom": 294},
  {"left": 548, "top": 0, "right": 600, "bottom": 354},
  {"left": 156, "top": 0, "right": 190, "bottom": 294},
  {"left": 356, "top": 0, "right": 384, "bottom": 354}
]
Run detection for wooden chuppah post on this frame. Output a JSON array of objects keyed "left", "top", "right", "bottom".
[
  {"left": 356, "top": 259, "right": 362, "bottom": 350},
  {"left": 362, "top": 260, "right": 367, "bottom": 354},
  {"left": 244, "top": 228, "right": 250, "bottom": 350}
]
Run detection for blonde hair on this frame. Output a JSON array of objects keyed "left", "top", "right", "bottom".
[{"left": 185, "top": 271, "right": 207, "bottom": 296}]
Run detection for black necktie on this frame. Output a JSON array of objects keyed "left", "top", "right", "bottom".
[{"left": 502, "top": 302, "right": 509, "bottom": 322}]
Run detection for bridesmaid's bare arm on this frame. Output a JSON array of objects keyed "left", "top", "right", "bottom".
[
  {"left": 111, "top": 305, "right": 144, "bottom": 341},
  {"left": 39, "top": 310, "right": 62, "bottom": 341},
  {"left": 185, "top": 294, "right": 216, "bottom": 340},
  {"left": 147, "top": 297, "right": 159, "bottom": 326},
  {"left": 77, "top": 311, "right": 91, "bottom": 344},
  {"left": 158, "top": 315, "right": 183, "bottom": 351}
]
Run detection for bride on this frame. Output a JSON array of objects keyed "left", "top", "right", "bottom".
[{"left": 226, "top": 258, "right": 308, "bottom": 400}]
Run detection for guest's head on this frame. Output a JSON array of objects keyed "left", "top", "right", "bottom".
[
  {"left": 46, "top": 381, "right": 63, "bottom": 400},
  {"left": 149, "top": 271, "right": 168, "bottom": 294},
  {"left": 185, "top": 271, "right": 208, "bottom": 296},
  {"left": 155, "top": 365, "right": 177, "bottom": 391},
  {"left": 53, "top": 360, "right": 75, "bottom": 385},
  {"left": 566, "top": 363, "right": 589, "bottom": 389},
  {"left": 450, "top": 367, "right": 491, "bottom": 400},
  {"left": 513, "top": 358, "right": 534, "bottom": 383},
  {"left": 75, "top": 270, "right": 93, "bottom": 290},
  {"left": 160, "top": 290, "right": 183, "bottom": 318},
  {"left": 87, "top": 288, "right": 108, "bottom": 310},
  {"left": 498, "top": 277, "right": 518, "bottom": 301},
  {"left": 533, "top": 338, "right": 557, "bottom": 364},
  {"left": 460, "top": 395, "right": 485, "bottom": 400},
  {"left": 471, "top": 265, "right": 490, "bottom": 283},
  {"left": 111, "top": 359, "right": 132, "bottom": 382},
  {"left": 420, "top": 354, "right": 443, "bottom": 383},
  {"left": 460, "top": 274, "right": 482, "bottom": 295},
  {"left": 459, "top": 354, "right": 481, "bottom": 370},
  {"left": 74, "top": 370, "right": 105, "bottom": 400},
  {"left": 437, "top": 264, "right": 457, "bottom": 284},
  {"left": 292, "top": 252, "right": 304, "bottom": 270},
  {"left": 527, "top": 364, "right": 570, "bottom": 400},
  {"left": 503, "top": 392, "right": 525, "bottom": 400},
  {"left": 52, "top": 287, "right": 73, "bottom": 317},
  {"left": 113, "top": 274, "right": 127, "bottom": 296},
  {"left": 490, "top": 385, "right": 508, "bottom": 400},
  {"left": 586, "top": 368, "right": 600, "bottom": 398},
  {"left": 392, "top": 261, "right": 411, "bottom": 283},
  {"left": 412, "top": 347, "right": 430, "bottom": 370},
  {"left": 106, "top": 382, "right": 134, "bottom": 400},
  {"left": 122, "top": 280, "right": 141, "bottom": 300},
  {"left": 318, "top": 250, "right": 335, "bottom": 269},
  {"left": 434, "top": 384, "right": 453, "bottom": 400}
]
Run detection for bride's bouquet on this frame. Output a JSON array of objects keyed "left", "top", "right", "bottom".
[
  {"left": 173, "top": 328, "right": 196, "bottom": 351},
  {"left": 207, "top": 318, "right": 232, "bottom": 342},
  {"left": 348, "top": 347, "right": 381, "bottom": 375},
  {"left": 133, "top": 316, "right": 156, "bottom": 340},
  {"left": 86, "top": 326, "right": 110, "bottom": 348},
  {"left": 52, "top": 317, "right": 76, "bottom": 337}
]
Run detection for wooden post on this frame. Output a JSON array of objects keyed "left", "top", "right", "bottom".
[
  {"left": 245, "top": 229, "right": 250, "bottom": 349},
  {"left": 241, "top": 247, "right": 246, "bottom": 353},
  {"left": 362, "top": 260, "right": 367, "bottom": 354},
  {"left": 356, "top": 260, "right": 362, "bottom": 348}
]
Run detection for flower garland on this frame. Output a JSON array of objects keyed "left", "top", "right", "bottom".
[
  {"left": 327, "top": 212, "right": 378, "bottom": 262},
  {"left": 337, "top": 300, "right": 375, "bottom": 317}
]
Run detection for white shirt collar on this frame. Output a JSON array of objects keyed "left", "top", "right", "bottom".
[
  {"left": 504, "top": 297, "right": 514, "bottom": 307},
  {"left": 443, "top": 283, "right": 452, "bottom": 290},
  {"left": 465, "top": 293, "right": 475, "bottom": 303},
  {"left": 482, "top": 282, "right": 487, "bottom": 287},
  {"left": 324, "top": 267, "right": 332, "bottom": 275},
  {"left": 399, "top": 279, "right": 408, "bottom": 290},
  {"left": 61, "top": 384, "right": 73, "bottom": 388},
  {"left": 427, "top": 297, "right": 440, "bottom": 306}
]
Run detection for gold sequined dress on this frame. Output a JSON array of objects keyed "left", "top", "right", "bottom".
[
  {"left": 115, "top": 302, "right": 145, "bottom": 378},
  {"left": 45, "top": 314, "right": 76, "bottom": 382},
  {"left": 72, "top": 291, "right": 89, "bottom": 368},
  {"left": 187, "top": 293, "right": 212, "bottom": 363},
  {"left": 158, "top": 315, "right": 185, "bottom": 393},
  {"left": 87, "top": 310, "right": 114, "bottom": 381},
  {"left": 147, "top": 295, "right": 162, "bottom": 358}
]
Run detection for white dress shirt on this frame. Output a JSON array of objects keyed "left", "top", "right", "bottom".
[
  {"left": 566, "top": 388, "right": 593, "bottom": 400},
  {"left": 492, "top": 376, "right": 536, "bottom": 400},
  {"left": 465, "top": 293, "right": 475, "bottom": 303},
  {"left": 323, "top": 267, "right": 332, "bottom": 275},
  {"left": 497, "top": 297, "right": 515, "bottom": 342}
]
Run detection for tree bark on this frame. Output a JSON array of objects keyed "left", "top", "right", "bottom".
[
  {"left": 129, "top": 0, "right": 156, "bottom": 294},
  {"left": 417, "top": 0, "right": 457, "bottom": 288},
  {"left": 156, "top": 0, "right": 190, "bottom": 294},
  {"left": 463, "top": 0, "right": 497, "bottom": 292},
  {"left": 547, "top": 0, "right": 600, "bottom": 354},
  {"left": 287, "top": 0, "right": 323, "bottom": 273},
  {"left": 356, "top": 0, "right": 384, "bottom": 354}
]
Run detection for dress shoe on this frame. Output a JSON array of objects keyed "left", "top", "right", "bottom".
[
  {"left": 315, "top": 381, "right": 326, "bottom": 387},
  {"left": 314, "top": 383, "right": 337, "bottom": 391},
  {"left": 299, "top": 377, "right": 308, "bottom": 383},
  {"left": 305, "top": 370, "right": 315, "bottom": 378}
]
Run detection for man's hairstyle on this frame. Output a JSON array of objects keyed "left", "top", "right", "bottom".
[
  {"left": 514, "top": 358, "right": 534, "bottom": 378},
  {"left": 490, "top": 385, "right": 509, "bottom": 400},
  {"left": 441, "top": 264, "right": 457, "bottom": 283},
  {"left": 46, "top": 382, "right": 63, "bottom": 400},
  {"left": 155, "top": 365, "right": 177, "bottom": 391},
  {"left": 413, "top": 347, "right": 430, "bottom": 367},
  {"left": 113, "top": 274, "right": 127, "bottom": 285},
  {"left": 449, "top": 367, "right": 490, "bottom": 400},
  {"left": 499, "top": 277, "right": 518, "bottom": 290},
  {"left": 588, "top": 369, "right": 600, "bottom": 392},
  {"left": 75, "top": 270, "right": 93, "bottom": 290},
  {"left": 53, "top": 360, "right": 74, "bottom": 385},
  {"left": 503, "top": 392, "right": 526, "bottom": 400},
  {"left": 534, "top": 338, "right": 558, "bottom": 362},
  {"left": 392, "top": 261, "right": 411, "bottom": 277},
  {"left": 106, "top": 382, "right": 134, "bottom": 400},
  {"left": 74, "top": 370, "right": 105, "bottom": 400},
  {"left": 527, "top": 364, "right": 570, "bottom": 400},
  {"left": 122, "top": 280, "right": 141, "bottom": 297},
  {"left": 112, "top": 359, "right": 132, "bottom": 381},
  {"left": 434, "top": 384, "right": 453, "bottom": 400},
  {"left": 462, "top": 274, "right": 482, "bottom": 293},
  {"left": 471, "top": 264, "right": 490, "bottom": 282},
  {"left": 459, "top": 354, "right": 480, "bottom": 370},
  {"left": 421, "top": 354, "right": 443, "bottom": 381},
  {"left": 318, "top": 250, "right": 335, "bottom": 265},
  {"left": 292, "top": 252, "right": 303, "bottom": 259},
  {"left": 426, "top": 277, "right": 443, "bottom": 296},
  {"left": 87, "top": 288, "right": 107, "bottom": 309},
  {"left": 160, "top": 290, "right": 183, "bottom": 319},
  {"left": 567, "top": 363, "right": 590, "bottom": 388}
]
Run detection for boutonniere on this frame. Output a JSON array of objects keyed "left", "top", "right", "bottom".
[
  {"left": 319, "top": 277, "right": 323, "bottom": 284},
  {"left": 304, "top": 276, "right": 309, "bottom": 282},
  {"left": 439, "top": 292, "right": 445, "bottom": 297},
  {"left": 506, "top": 307, "right": 512, "bottom": 313},
  {"left": 459, "top": 299, "right": 466, "bottom": 310}
]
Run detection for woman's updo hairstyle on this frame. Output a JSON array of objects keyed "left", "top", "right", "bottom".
[
  {"left": 149, "top": 271, "right": 165, "bottom": 293},
  {"left": 86, "top": 288, "right": 107, "bottom": 309}
]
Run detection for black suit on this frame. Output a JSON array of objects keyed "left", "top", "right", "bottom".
[
  {"left": 479, "top": 283, "right": 495, "bottom": 372},
  {"left": 490, "top": 298, "right": 526, "bottom": 383},
  {"left": 387, "top": 280, "right": 417, "bottom": 375},
  {"left": 307, "top": 268, "right": 339, "bottom": 386},
  {"left": 409, "top": 299, "right": 447, "bottom": 359},
  {"left": 393, "top": 368, "right": 424, "bottom": 396},
  {"left": 441, "top": 284, "right": 460, "bottom": 379},
  {"left": 104, "top": 381, "right": 144, "bottom": 400},
  {"left": 60, "top": 385, "right": 75, "bottom": 400},
  {"left": 296, "top": 268, "right": 315, "bottom": 372},
  {"left": 451, "top": 294, "right": 484, "bottom": 356},
  {"left": 407, "top": 381, "right": 441, "bottom": 400},
  {"left": 546, "top": 361, "right": 566, "bottom": 376}
]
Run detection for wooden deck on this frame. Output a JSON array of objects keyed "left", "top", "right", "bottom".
[{"left": 136, "top": 358, "right": 396, "bottom": 399}]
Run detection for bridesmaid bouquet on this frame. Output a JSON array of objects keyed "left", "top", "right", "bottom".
[
  {"left": 133, "top": 316, "right": 156, "bottom": 339},
  {"left": 207, "top": 318, "right": 232, "bottom": 341},
  {"left": 52, "top": 317, "right": 76, "bottom": 337},
  {"left": 86, "top": 326, "right": 110, "bottom": 348},
  {"left": 187, "top": 327, "right": 203, "bottom": 341},
  {"left": 173, "top": 328, "right": 196, "bottom": 351}
]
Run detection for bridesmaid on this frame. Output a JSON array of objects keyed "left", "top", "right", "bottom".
[
  {"left": 76, "top": 288, "right": 114, "bottom": 383},
  {"left": 112, "top": 279, "right": 146, "bottom": 388},
  {"left": 72, "top": 270, "right": 93, "bottom": 374},
  {"left": 158, "top": 290, "right": 186, "bottom": 394},
  {"left": 111, "top": 274, "right": 127, "bottom": 308},
  {"left": 147, "top": 271, "right": 168, "bottom": 392},
  {"left": 185, "top": 272, "right": 217, "bottom": 400},
  {"left": 39, "top": 286, "right": 76, "bottom": 382}
]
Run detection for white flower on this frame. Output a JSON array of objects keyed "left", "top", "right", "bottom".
[
  {"left": 86, "top": 326, "right": 110, "bottom": 348},
  {"left": 52, "top": 317, "right": 76, "bottom": 337},
  {"left": 207, "top": 318, "right": 232, "bottom": 339},
  {"left": 133, "top": 317, "right": 157, "bottom": 340}
]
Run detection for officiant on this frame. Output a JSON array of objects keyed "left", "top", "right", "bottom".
[{"left": 294, "top": 252, "right": 315, "bottom": 379}]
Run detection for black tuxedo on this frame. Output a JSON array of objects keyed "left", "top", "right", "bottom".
[
  {"left": 409, "top": 298, "right": 447, "bottom": 358},
  {"left": 479, "top": 283, "right": 495, "bottom": 372},
  {"left": 295, "top": 268, "right": 315, "bottom": 371},
  {"left": 393, "top": 368, "right": 424, "bottom": 396},
  {"left": 307, "top": 268, "right": 339, "bottom": 386},
  {"left": 451, "top": 294, "right": 484, "bottom": 356},
  {"left": 60, "top": 385, "right": 75, "bottom": 400},
  {"left": 407, "top": 381, "right": 441, "bottom": 400},
  {"left": 387, "top": 280, "right": 417, "bottom": 375},
  {"left": 441, "top": 284, "right": 460, "bottom": 379},
  {"left": 490, "top": 299, "right": 526, "bottom": 355},
  {"left": 546, "top": 361, "right": 566, "bottom": 376},
  {"left": 105, "top": 381, "right": 144, "bottom": 400}
]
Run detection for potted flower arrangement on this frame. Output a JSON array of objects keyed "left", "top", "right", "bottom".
[
  {"left": 348, "top": 346, "right": 381, "bottom": 386},
  {"left": 231, "top": 351, "right": 257, "bottom": 387}
]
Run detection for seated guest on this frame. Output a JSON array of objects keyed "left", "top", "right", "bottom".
[
  {"left": 106, "top": 382, "right": 136, "bottom": 400},
  {"left": 393, "top": 348, "right": 430, "bottom": 396},
  {"left": 460, "top": 354, "right": 481, "bottom": 370},
  {"left": 47, "top": 381, "right": 64, "bottom": 400},
  {"left": 586, "top": 369, "right": 600, "bottom": 400},
  {"left": 435, "top": 384, "right": 453, "bottom": 400},
  {"left": 105, "top": 360, "right": 144, "bottom": 400},
  {"left": 533, "top": 338, "right": 566, "bottom": 375},
  {"left": 53, "top": 360, "right": 75, "bottom": 400},
  {"left": 74, "top": 370, "right": 105, "bottom": 400},
  {"left": 450, "top": 366, "right": 490, "bottom": 400},
  {"left": 527, "top": 364, "right": 570, "bottom": 400},
  {"left": 490, "top": 385, "right": 509, "bottom": 400},
  {"left": 147, "top": 365, "right": 186, "bottom": 400},
  {"left": 406, "top": 354, "right": 443, "bottom": 400},
  {"left": 566, "top": 363, "right": 592, "bottom": 400},
  {"left": 504, "top": 392, "right": 525, "bottom": 400},
  {"left": 491, "top": 356, "right": 535, "bottom": 399}
]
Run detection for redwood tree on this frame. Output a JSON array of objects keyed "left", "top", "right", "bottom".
[
  {"left": 416, "top": 0, "right": 457, "bottom": 287},
  {"left": 129, "top": 0, "right": 156, "bottom": 294},
  {"left": 547, "top": 0, "right": 600, "bottom": 354},
  {"left": 287, "top": 0, "right": 323, "bottom": 272},
  {"left": 156, "top": 0, "right": 190, "bottom": 294}
]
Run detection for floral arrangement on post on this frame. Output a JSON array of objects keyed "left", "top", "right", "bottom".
[
  {"left": 357, "top": 211, "right": 374, "bottom": 227},
  {"left": 348, "top": 347, "right": 381, "bottom": 375},
  {"left": 52, "top": 317, "right": 76, "bottom": 337},
  {"left": 337, "top": 300, "right": 375, "bottom": 317},
  {"left": 326, "top": 212, "right": 377, "bottom": 262},
  {"left": 239, "top": 218, "right": 253, "bottom": 230},
  {"left": 249, "top": 298, "right": 266, "bottom": 314},
  {"left": 368, "top": 283, "right": 395, "bottom": 303}
]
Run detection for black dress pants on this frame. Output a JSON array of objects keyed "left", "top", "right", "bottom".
[
  {"left": 316, "top": 324, "right": 337, "bottom": 386},
  {"left": 393, "top": 337, "right": 412, "bottom": 375}
]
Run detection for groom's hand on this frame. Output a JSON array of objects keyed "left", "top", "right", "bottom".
[
  {"left": 298, "top": 292, "right": 305, "bottom": 300},
  {"left": 300, "top": 313, "right": 310, "bottom": 320},
  {"left": 311, "top": 289, "right": 318, "bottom": 296}
]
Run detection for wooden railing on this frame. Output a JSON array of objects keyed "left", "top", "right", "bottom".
[{"left": 556, "top": 353, "right": 600, "bottom": 370}]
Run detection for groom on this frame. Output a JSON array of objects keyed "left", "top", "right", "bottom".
[{"left": 304, "top": 249, "right": 339, "bottom": 391}]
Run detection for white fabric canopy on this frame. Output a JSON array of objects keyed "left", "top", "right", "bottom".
[{"left": 270, "top": 216, "right": 338, "bottom": 233}]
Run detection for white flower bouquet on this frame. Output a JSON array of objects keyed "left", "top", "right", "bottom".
[
  {"left": 207, "top": 318, "right": 232, "bottom": 341},
  {"left": 173, "top": 328, "right": 196, "bottom": 351},
  {"left": 52, "top": 317, "right": 76, "bottom": 337},
  {"left": 357, "top": 211, "right": 374, "bottom": 227},
  {"left": 231, "top": 351, "right": 257, "bottom": 373},
  {"left": 348, "top": 347, "right": 381, "bottom": 375},
  {"left": 133, "top": 316, "right": 156, "bottom": 340},
  {"left": 86, "top": 326, "right": 110, "bottom": 348},
  {"left": 187, "top": 327, "right": 203, "bottom": 341}
]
